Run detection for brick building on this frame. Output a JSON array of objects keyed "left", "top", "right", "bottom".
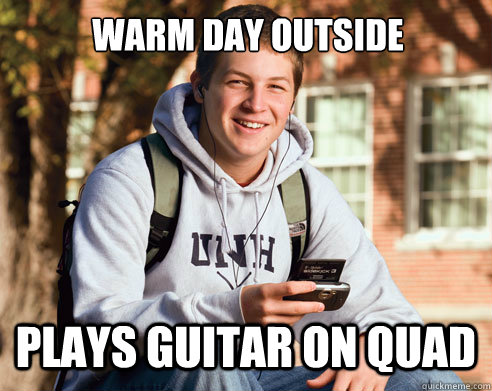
[
  {"left": 285, "top": 0, "right": 492, "bottom": 383},
  {"left": 69, "top": 0, "right": 492, "bottom": 384}
]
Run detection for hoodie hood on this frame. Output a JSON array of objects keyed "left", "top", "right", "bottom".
[{"left": 152, "top": 83, "right": 313, "bottom": 193}]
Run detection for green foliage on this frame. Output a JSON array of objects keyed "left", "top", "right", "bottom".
[
  {"left": 0, "top": 0, "right": 28, "bottom": 24},
  {"left": 0, "top": 0, "right": 79, "bottom": 104},
  {"left": 0, "top": 1, "right": 31, "bottom": 97}
]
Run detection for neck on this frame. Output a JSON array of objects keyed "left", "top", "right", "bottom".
[
  {"left": 215, "top": 155, "right": 266, "bottom": 184},
  {"left": 198, "top": 112, "right": 266, "bottom": 184}
]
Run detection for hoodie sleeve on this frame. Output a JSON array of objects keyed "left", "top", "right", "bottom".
[
  {"left": 293, "top": 164, "right": 422, "bottom": 334},
  {"left": 70, "top": 147, "right": 244, "bottom": 335}
]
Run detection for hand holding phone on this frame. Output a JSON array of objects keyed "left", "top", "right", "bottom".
[{"left": 241, "top": 281, "right": 325, "bottom": 325}]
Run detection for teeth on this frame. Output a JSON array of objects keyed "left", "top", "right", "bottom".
[{"left": 237, "top": 120, "right": 265, "bottom": 129}]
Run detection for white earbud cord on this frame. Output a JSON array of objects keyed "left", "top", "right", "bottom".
[{"left": 201, "top": 89, "right": 292, "bottom": 288}]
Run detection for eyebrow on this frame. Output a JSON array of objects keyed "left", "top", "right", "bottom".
[{"left": 224, "top": 70, "right": 291, "bottom": 83}]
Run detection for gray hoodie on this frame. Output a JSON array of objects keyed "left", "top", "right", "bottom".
[{"left": 61, "top": 83, "right": 421, "bottom": 389}]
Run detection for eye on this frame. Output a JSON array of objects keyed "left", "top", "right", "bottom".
[
  {"left": 228, "top": 79, "right": 247, "bottom": 86},
  {"left": 269, "top": 84, "right": 286, "bottom": 91}
]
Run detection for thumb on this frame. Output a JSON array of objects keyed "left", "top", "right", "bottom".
[{"left": 307, "top": 369, "right": 336, "bottom": 389}]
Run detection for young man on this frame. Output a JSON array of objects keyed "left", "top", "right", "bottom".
[{"left": 61, "top": 5, "right": 462, "bottom": 391}]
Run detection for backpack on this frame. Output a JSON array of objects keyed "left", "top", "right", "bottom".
[
  {"left": 55, "top": 132, "right": 310, "bottom": 389},
  {"left": 141, "top": 133, "right": 310, "bottom": 274}
]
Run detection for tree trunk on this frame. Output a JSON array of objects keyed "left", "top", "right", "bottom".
[
  {"left": 0, "top": 70, "right": 30, "bottom": 309},
  {"left": 0, "top": 69, "right": 58, "bottom": 390},
  {"left": 0, "top": 0, "right": 79, "bottom": 387},
  {"left": 0, "top": 64, "right": 73, "bottom": 391}
]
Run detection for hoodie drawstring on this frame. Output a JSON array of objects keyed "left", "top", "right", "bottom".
[
  {"left": 220, "top": 178, "right": 233, "bottom": 254},
  {"left": 254, "top": 192, "right": 261, "bottom": 283}
]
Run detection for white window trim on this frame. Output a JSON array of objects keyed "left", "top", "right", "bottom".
[
  {"left": 67, "top": 100, "right": 98, "bottom": 179},
  {"left": 398, "top": 72, "right": 492, "bottom": 251},
  {"left": 70, "top": 100, "right": 97, "bottom": 112},
  {"left": 296, "top": 81, "right": 374, "bottom": 236}
]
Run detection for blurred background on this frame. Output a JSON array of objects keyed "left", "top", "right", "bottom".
[{"left": 0, "top": 0, "right": 491, "bottom": 389}]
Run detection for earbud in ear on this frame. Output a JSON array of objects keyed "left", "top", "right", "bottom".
[{"left": 197, "top": 84, "right": 205, "bottom": 99}]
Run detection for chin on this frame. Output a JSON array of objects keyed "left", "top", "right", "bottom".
[{"left": 232, "top": 141, "right": 267, "bottom": 158}]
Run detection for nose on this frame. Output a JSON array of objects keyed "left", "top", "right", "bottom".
[{"left": 241, "top": 86, "right": 267, "bottom": 112}]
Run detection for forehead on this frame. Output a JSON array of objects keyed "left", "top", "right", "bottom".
[{"left": 210, "top": 49, "right": 295, "bottom": 83}]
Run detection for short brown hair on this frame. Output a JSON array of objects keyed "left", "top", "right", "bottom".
[{"left": 196, "top": 5, "right": 304, "bottom": 96}]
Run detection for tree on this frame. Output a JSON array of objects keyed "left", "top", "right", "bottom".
[
  {"left": 0, "top": 0, "right": 224, "bottom": 388},
  {"left": 83, "top": 0, "right": 225, "bottom": 173},
  {"left": 0, "top": 0, "right": 80, "bottom": 388}
]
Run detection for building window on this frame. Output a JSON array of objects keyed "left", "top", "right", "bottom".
[
  {"left": 403, "top": 73, "right": 492, "bottom": 248},
  {"left": 296, "top": 83, "right": 373, "bottom": 229}
]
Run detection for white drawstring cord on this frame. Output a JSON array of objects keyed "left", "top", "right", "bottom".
[
  {"left": 220, "top": 178, "right": 233, "bottom": 253},
  {"left": 254, "top": 192, "right": 261, "bottom": 283}
]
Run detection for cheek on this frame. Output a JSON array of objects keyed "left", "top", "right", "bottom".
[
  {"left": 217, "top": 96, "right": 240, "bottom": 121},
  {"left": 272, "top": 97, "right": 294, "bottom": 117},
  {"left": 210, "top": 97, "right": 230, "bottom": 127},
  {"left": 274, "top": 105, "right": 292, "bottom": 128}
]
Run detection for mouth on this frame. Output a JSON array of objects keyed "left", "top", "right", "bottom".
[{"left": 233, "top": 119, "right": 267, "bottom": 133}]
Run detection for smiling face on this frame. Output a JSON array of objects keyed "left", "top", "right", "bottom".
[{"left": 192, "top": 49, "right": 296, "bottom": 182}]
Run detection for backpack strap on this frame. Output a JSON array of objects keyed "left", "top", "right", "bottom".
[
  {"left": 55, "top": 200, "right": 80, "bottom": 391},
  {"left": 141, "top": 133, "right": 182, "bottom": 272},
  {"left": 278, "top": 169, "right": 311, "bottom": 279}
]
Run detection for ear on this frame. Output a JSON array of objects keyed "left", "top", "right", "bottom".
[{"left": 190, "top": 70, "right": 204, "bottom": 104}]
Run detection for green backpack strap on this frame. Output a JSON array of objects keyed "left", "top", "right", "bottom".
[
  {"left": 278, "top": 169, "right": 311, "bottom": 278},
  {"left": 141, "top": 133, "right": 182, "bottom": 272}
]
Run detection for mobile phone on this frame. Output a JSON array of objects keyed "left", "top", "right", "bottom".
[{"left": 283, "top": 259, "right": 350, "bottom": 311}]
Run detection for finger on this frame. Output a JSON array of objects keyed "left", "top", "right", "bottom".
[
  {"left": 373, "top": 378, "right": 389, "bottom": 391},
  {"left": 266, "top": 281, "right": 317, "bottom": 297},
  {"left": 306, "top": 369, "right": 336, "bottom": 389},
  {"left": 348, "top": 380, "right": 365, "bottom": 391},
  {"left": 367, "top": 374, "right": 389, "bottom": 391},
  {"left": 368, "top": 383, "right": 380, "bottom": 391},
  {"left": 274, "top": 299, "right": 324, "bottom": 316},
  {"left": 262, "top": 314, "right": 304, "bottom": 326},
  {"left": 332, "top": 372, "right": 351, "bottom": 391}
]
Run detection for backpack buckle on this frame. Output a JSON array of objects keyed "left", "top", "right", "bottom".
[{"left": 148, "top": 226, "right": 168, "bottom": 248}]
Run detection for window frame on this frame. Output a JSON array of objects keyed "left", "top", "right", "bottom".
[
  {"left": 66, "top": 100, "right": 97, "bottom": 204},
  {"left": 295, "top": 81, "right": 374, "bottom": 235},
  {"left": 402, "top": 72, "right": 492, "bottom": 250}
]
